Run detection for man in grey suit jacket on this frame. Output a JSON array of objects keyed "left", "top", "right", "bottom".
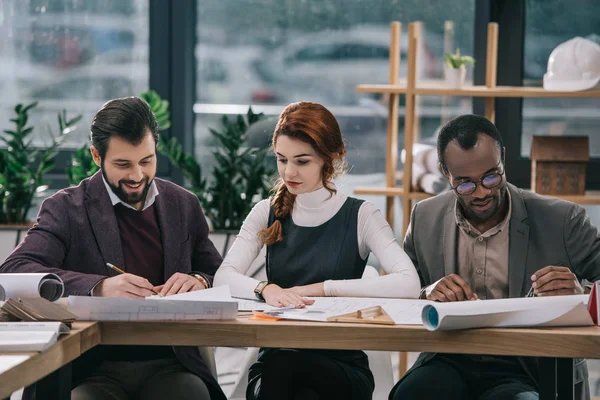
[
  {"left": 0, "top": 97, "right": 226, "bottom": 400},
  {"left": 390, "top": 114, "right": 600, "bottom": 400}
]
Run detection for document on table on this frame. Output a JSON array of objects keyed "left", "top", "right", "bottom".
[
  {"left": 146, "top": 285, "right": 233, "bottom": 301},
  {"left": 421, "top": 294, "right": 593, "bottom": 331},
  {"left": 67, "top": 294, "right": 238, "bottom": 321},
  {"left": 0, "top": 321, "right": 70, "bottom": 352},
  {"left": 0, "top": 273, "right": 64, "bottom": 301},
  {"left": 235, "top": 298, "right": 271, "bottom": 311},
  {"left": 0, "top": 355, "right": 31, "bottom": 374},
  {"left": 258, "top": 297, "right": 430, "bottom": 325},
  {"left": 146, "top": 285, "right": 270, "bottom": 311}
]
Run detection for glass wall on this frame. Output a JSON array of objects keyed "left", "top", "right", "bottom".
[
  {"left": 521, "top": 0, "right": 600, "bottom": 157},
  {"left": 0, "top": 0, "right": 149, "bottom": 147},
  {"left": 195, "top": 0, "right": 475, "bottom": 175}
]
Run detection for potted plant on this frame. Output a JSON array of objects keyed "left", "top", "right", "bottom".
[
  {"left": 66, "top": 145, "right": 99, "bottom": 185},
  {"left": 443, "top": 48, "right": 475, "bottom": 88},
  {"left": 161, "top": 108, "right": 276, "bottom": 255},
  {"left": 0, "top": 103, "right": 80, "bottom": 260}
]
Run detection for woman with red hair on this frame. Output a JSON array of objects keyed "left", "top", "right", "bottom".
[{"left": 214, "top": 101, "right": 420, "bottom": 400}]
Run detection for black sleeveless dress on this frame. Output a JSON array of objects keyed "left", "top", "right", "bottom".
[{"left": 247, "top": 197, "right": 375, "bottom": 400}]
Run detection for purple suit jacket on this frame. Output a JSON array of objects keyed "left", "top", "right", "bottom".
[{"left": 0, "top": 172, "right": 226, "bottom": 400}]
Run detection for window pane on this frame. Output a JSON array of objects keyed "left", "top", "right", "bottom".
[
  {"left": 521, "top": 0, "right": 600, "bottom": 157},
  {"left": 0, "top": 0, "right": 149, "bottom": 147},
  {"left": 196, "top": 0, "right": 475, "bottom": 175}
]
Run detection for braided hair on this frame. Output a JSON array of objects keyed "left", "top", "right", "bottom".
[{"left": 259, "top": 101, "right": 346, "bottom": 245}]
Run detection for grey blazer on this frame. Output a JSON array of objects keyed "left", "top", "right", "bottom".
[{"left": 402, "top": 183, "right": 600, "bottom": 400}]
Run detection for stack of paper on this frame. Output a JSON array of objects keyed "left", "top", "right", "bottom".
[
  {"left": 256, "top": 297, "right": 427, "bottom": 325},
  {"left": 0, "top": 322, "right": 70, "bottom": 352},
  {"left": 68, "top": 286, "right": 238, "bottom": 321},
  {"left": 147, "top": 285, "right": 271, "bottom": 311},
  {"left": 253, "top": 294, "right": 595, "bottom": 331}
]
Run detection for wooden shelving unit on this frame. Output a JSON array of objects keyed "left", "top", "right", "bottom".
[
  {"left": 357, "top": 83, "right": 600, "bottom": 98},
  {"left": 355, "top": 21, "right": 600, "bottom": 237},
  {"left": 356, "top": 22, "right": 600, "bottom": 379}
]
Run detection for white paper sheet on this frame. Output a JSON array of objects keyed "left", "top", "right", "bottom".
[
  {"left": 422, "top": 294, "right": 593, "bottom": 331},
  {"left": 67, "top": 296, "right": 238, "bottom": 321},
  {"left": 146, "top": 285, "right": 233, "bottom": 302},
  {"left": 0, "top": 322, "right": 69, "bottom": 335},
  {"left": 146, "top": 286, "right": 272, "bottom": 312},
  {"left": 258, "top": 297, "right": 430, "bottom": 324},
  {"left": 0, "top": 273, "right": 64, "bottom": 301},
  {"left": 0, "top": 355, "right": 31, "bottom": 374},
  {"left": 0, "top": 331, "right": 58, "bottom": 352},
  {"left": 235, "top": 298, "right": 270, "bottom": 311},
  {"left": 0, "top": 322, "right": 69, "bottom": 352},
  {"left": 147, "top": 286, "right": 280, "bottom": 312}
]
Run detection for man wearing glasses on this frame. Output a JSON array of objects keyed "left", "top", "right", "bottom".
[{"left": 389, "top": 114, "right": 600, "bottom": 400}]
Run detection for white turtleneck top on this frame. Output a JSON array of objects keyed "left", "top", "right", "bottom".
[{"left": 213, "top": 186, "right": 421, "bottom": 299}]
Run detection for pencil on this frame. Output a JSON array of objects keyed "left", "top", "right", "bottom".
[
  {"left": 106, "top": 263, "right": 162, "bottom": 296},
  {"left": 106, "top": 262, "right": 126, "bottom": 274}
]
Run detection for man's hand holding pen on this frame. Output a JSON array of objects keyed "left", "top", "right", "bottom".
[
  {"left": 530, "top": 265, "right": 583, "bottom": 296},
  {"left": 93, "top": 273, "right": 158, "bottom": 298},
  {"left": 97, "top": 263, "right": 208, "bottom": 298}
]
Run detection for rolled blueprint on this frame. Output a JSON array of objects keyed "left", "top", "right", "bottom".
[
  {"left": 421, "top": 295, "right": 592, "bottom": 331},
  {"left": 0, "top": 273, "right": 64, "bottom": 302}
]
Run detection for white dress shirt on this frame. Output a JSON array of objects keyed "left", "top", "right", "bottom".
[{"left": 102, "top": 176, "right": 159, "bottom": 211}]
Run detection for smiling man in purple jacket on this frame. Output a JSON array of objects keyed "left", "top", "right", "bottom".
[{"left": 0, "top": 97, "right": 226, "bottom": 400}]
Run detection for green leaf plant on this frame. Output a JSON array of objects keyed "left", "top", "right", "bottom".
[
  {"left": 0, "top": 103, "right": 80, "bottom": 224},
  {"left": 443, "top": 48, "right": 476, "bottom": 69}
]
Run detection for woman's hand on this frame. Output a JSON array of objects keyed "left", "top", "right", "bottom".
[{"left": 262, "top": 284, "right": 315, "bottom": 308}]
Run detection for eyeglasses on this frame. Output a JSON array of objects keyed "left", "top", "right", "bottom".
[{"left": 451, "top": 170, "right": 505, "bottom": 196}]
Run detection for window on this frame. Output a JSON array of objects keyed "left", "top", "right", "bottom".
[
  {"left": 521, "top": 0, "right": 600, "bottom": 158},
  {"left": 0, "top": 0, "right": 149, "bottom": 147},
  {"left": 29, "top": 0, "right": 137, "bottom": 15},
  {"left": 195, "top": 0, "right": 475, "bottom": 174}
]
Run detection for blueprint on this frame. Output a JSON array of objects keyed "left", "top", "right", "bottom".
[{"left": 67, "top": 296, "right": 237, "bottom": 321}]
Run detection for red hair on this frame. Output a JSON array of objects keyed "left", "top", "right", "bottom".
[{"left": 259, "top": 101, "right": 346, "bottom": 245}]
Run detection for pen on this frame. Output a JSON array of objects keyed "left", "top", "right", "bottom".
[
  {"left": 106, "top": 263, "right": 162, "bottom": 296},
  {"left": 526, "top": 285, "right": 536, "bottom": 298},
  {"left": 262, "top": 305, "right": 300, "bottom": 315}
]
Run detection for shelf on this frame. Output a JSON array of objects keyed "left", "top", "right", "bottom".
[
  {"left": 354, "top": 187, "right": 433, "bottom": 200},
  {"left": 544, "top": 191, "right": 600, "bottom": 205},
  {"left": 357, "top": 21, "right": 600, "bottom": 239},
  {"left": 354, "top": 187, "right": 600, "bottom": 205},
  {"left": 356, "top": 83, "right": 600, "bottom": 98}
]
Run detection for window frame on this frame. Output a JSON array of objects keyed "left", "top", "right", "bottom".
[
  {"left": 41, "top": 1, "right": 600, "bottom": 190},
  {"left": 43, "top": 0, "right": 195, "bottom": 188}
]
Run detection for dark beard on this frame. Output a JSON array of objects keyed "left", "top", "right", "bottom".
[{"left": 101, "top": 168, "right": 152, "bottom": 207}]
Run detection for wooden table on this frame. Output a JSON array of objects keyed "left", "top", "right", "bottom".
[
  {"left": 1, "top": 318, "right": 598, "bottom": 400},
  {"left": 0, "top": 322, "right": 100, "bottom": 400}
]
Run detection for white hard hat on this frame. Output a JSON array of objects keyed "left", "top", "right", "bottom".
[{"left": 543, "top": 37, "right": 600, "bottom": 91}]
